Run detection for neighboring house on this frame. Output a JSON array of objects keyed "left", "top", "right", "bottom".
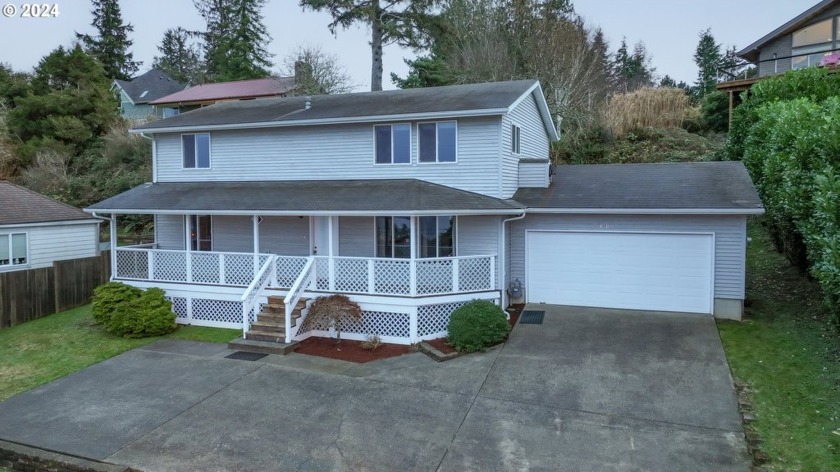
[
  {"left": 0, "top": 181, "right": 100, "bottom": 272},
  {"left": 150, "top": 76, "right": 297, "bottom": 117},
  {"left": 86, "top": 80, "right": 763, "bottom": 346},
  {"left": 718, "top": 0, "right": 840, "bottom": 104},
  {"left": 112, "top": 69, "right": 187, "bottom": 121}
]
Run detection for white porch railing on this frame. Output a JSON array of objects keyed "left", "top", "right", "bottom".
[
  {"left": 283, "top": 257, "right": 316, "bottom": 343},
  {"left": 114, "top": 246, "right": 495, "bottom": 297},
  {"left": 240, "top": 255, "right": 277, "bottom": 337},
  {"left": 312, "top": 255, "right": 495, "bottom": 296}
]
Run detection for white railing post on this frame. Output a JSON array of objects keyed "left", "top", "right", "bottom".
[
  {"left": 219, "top": 253, "right": 226, "bottom": 285},
  {"left": 367, "top": 259, "right": 375, "bottom": 293},
  {"left": 409, "top": 306, "right": 418, "bottom": 343},
  {"left": 490, "top": 255, "right": 496, "bottom": 290},
  {"left": 452, "top": 258, "right": 460, "bottom": 293},
  {"left": 328, "top": 256, "right": 335, "bottom": 291},
  {"left": 242, "top": 303, "right": 248, "bottom": 337},
  {"left": 147, "top": 250, "right": 155, "bottom": 281},
  {"left": 410, "top": 259, "right": 417, "bottom": 296},
  {"left": 186, "top": 251, "right": 193, "bottom": 283}
]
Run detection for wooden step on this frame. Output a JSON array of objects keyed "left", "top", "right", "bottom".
[
  {"left": 266, "top": 296, "right": 310, "bottom": 308},
  {"left": 250, "top": 320, "right": 284, "bottom": 332},
  {"left": 256, "top": 313, "right": 300, "bottom": 324},
  {"left": 261, "top": 303, "right": 283, "bottom": 314}
]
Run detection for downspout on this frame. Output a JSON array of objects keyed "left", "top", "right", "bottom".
[
  {"left": 90, "top": 211, "right": 117, "bottom": 281},
  {"left": 500, "top": 211, "right": 527, "bottom": 308}
]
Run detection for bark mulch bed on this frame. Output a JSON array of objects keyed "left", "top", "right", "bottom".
[
  {"left": 424, "top": 303, "right": 525, "bottom": 354},
  {"left": 294, "top": 337, "right": 413, "bottom": 363}
]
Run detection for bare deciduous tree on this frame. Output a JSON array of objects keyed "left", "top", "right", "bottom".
[{"left": 279, "top": 45, "right": 355, "bottom": 95}]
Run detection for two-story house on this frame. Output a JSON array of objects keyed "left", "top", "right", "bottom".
[{"left": 87, "top": 80, "right": 763, "bottom": 347}]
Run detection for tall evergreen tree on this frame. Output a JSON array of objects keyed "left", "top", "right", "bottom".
[
  {"left": 75, "top": 0, "right": 140, "bottom": 80},
  {"left": 300, "top": 0, "right": 443, "bottom": 91},
  {"left": 693, "top": 28, "right": 722, "bottom": 99},
  {"left": 195, "top": 0, "right": 274, "bottom": 82},
  {"left": 152, "top": 27, "right": 204, "bottom": 84}
]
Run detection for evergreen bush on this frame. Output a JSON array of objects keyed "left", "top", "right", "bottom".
[{"left": 446, "top": 300, "right": 509, "bottom": 352}]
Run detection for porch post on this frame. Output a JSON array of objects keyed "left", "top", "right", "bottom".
[
  {"left": 252, "top": 215, "right": 260, "bottom": 277},
  {"left": 327, "top": 216, "right": 335, "bottom": 291},
  {"left": 409, "top": 217, "right": 417, "bottom": 296},
  {"left": 109, "top": 214, "right": 117, "bottom": 280},
  {"left": 184, "top": 215, "right": 193, "bottom": 282}
]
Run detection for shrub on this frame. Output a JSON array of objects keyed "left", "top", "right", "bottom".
[
  {"left": 446, "top": 300, "right": 509, "bottom": 352},
  {"left": 699, "top": 91, "right": 729, "bottom": 133},
  {"left": 92, "top": 282, "right": 176, "bottom": 338},
  {"left": 300, "top": 294, "right": 362, "bottom": 343},
  {"left": 602, "top": 87, "right": 691, "bottom": 137},
  {"left": 91, "top": 282, "right": 142, "bottom": 326},
  {"left": 361, "top": 335, "right": 382, "bottom": 350}
]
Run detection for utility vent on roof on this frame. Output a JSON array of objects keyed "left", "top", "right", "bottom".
[{"left": 140, "top": 90, "right": 149, "bottom": 98}]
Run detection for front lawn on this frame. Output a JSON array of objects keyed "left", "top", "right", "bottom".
[
  {"left": 0, "top": 305, "right": 239, "bottom": 402},
  {"left": 718, "top": 221, "right": 840, "bottom": 471}
]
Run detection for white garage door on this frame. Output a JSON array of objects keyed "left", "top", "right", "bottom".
[{"left": 526, "top": 231, "right": 713, "bottom": 314}]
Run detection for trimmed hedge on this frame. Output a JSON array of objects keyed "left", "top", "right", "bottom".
[
  {"left": 446, "top": 300, "right": 509, "bottom": 352},
  {"left": 91, "top": 282, "right": 176, "bottom": 338}
]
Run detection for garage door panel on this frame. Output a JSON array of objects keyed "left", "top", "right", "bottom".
[{"left": 527, "top": 232, "right": 713, "bottom": 314}]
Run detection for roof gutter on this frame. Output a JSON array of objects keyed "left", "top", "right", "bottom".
[
  {"left": 82, "top": 208, "right": 525, "bottom": 217},
  {"left": 525, "top": 207, "right": 765, "bottom": 215},
  {"left": 128, "top": 108, "right": 510, "bottom": 134}
]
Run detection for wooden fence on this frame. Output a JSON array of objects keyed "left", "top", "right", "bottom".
[{"left": 0, "top": 251, "right": 111, "bottom": 328}]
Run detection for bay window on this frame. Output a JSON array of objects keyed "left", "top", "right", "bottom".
[
  {"left": 419, "top": 216, "right": 456, "bottom": 258},
  {"left": 376, "top": 216, "right": 411, "bottom": 258}
]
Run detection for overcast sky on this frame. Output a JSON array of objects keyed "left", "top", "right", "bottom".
[{"left": 0, "top": 0, "right": 818, "bottom": 90}]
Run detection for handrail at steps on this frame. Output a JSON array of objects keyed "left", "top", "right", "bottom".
[
  {"left": 283, "top": 256, "right": 315, "bottom": 344},
  {"left": 240, "top": 255, "right": 277, "bottom": 338}
]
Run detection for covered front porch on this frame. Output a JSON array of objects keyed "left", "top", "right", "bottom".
[{"left": 87, "top": 179, "right": 523, "bottom": 345}]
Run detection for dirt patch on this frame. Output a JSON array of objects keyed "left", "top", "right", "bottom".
[
  {"left": 508, "top": 303, "right": 524, "bottom": 327},
  {"left": 294, "top": 337, "right": 413, "bottom": 363}
]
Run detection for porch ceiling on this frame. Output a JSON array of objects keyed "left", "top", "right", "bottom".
[{"left": 85, "top": 179, "right": 524, "bottom": 215}]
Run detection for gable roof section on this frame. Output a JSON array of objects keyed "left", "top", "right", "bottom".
[
  {"left": 132, "top": 80, "right": 559, "bottom": 140},
  {"left": 113, "top": 69, "right": 187, "bottom": 105},
  {"left": 150, "top": 77, "right": 296, "bottom": 106},
  {"left": 738, "top": 0, "right": 838, "bottom": 62},
  {"left": 85, "top": 180, "right": 524, "bottom": 215},
  {"left": 0, "top": 181, "right": 97, "bottom": 225},
  {"left": 513, "top": 161, "right": 764, "bottom": 214}
]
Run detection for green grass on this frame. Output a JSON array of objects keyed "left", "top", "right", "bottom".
[
  {"left": 717, "top": 220, "right": 840, "bottom": 471},
  {"left": 0, "top": 305, "right": 239, "bottom": 402}
]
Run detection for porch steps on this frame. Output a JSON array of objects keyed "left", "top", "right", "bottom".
[
  {"left": 228, "top": 337, "right": 299, "bottom": 355},
  {"left": 244, "top": 297, "right": 312, "bottom": 345}
]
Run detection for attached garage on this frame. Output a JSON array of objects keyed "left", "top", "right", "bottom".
[
  {"left": 510, "top": 162, "right": 765, "bottom": 320},
  {"left": 525, "top": 231, "right": 713, "bottom": 314}
]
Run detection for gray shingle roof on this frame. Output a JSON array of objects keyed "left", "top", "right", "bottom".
[
  {"left": 114, "top": 69, "right": 187, "bottom": 104},
  {"left": 513, "top": 161, "right": 764, "bottom": 212},
  {"left": 0, "top": 181, "right": 96, "bottom": 225},
  {"left": 86, "top": 180, "right": 524, "bottom": 214},
  {"left": 133, "top": 80, "right": 539, "bottom": 131}
]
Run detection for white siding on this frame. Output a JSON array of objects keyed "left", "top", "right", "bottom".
[
  {"left": 509, "top": 214, "right": 747, "bottom": 300},
  {"left": 155, "top": 117, "right": 503, "bottom": 197},
  {"left": 501, "top": 93, "right": 551, "bottom": 198},
  {"left": 518, "top": 161, "right": 549, "bottom": 188},
  {"left": 458, "top": 215, "right": 501, "bottom": 288},
  {"left": 259, "top": 216, "right": 310, "bottom": 255},
  {"left": 212, "top": 216, "right": 253, "bottom": 252},
  {"left": 0, "top": 222, "right": 99, "bottom": 271},
  {"left": 339, "top": 217, "right": 374, "bottom": 257},
  {"left": 155, "top": 214, "right": 185, "bottom": 250}
]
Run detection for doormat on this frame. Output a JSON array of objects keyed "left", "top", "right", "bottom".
[
  {"left": 225, "top": 351, "right": 268, "bottom": 361},
  {"left": 519, "top": 310, "right": 545, "bottom": 324}
]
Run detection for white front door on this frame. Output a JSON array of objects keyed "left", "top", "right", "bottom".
[
  {"left": 311, "top": 216, "right": 338, "bottom": 256},
  {"left": 526, "top": 231, "right": 714, "bottom": 314}
]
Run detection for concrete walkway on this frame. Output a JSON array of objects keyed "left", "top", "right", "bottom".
[{"left": 0, "top": 306, "right": 750, "bottom": 471}]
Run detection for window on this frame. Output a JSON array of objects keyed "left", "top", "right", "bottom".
[
  {"left": 0, "top": 233, "right": 27, "bottom": 267},
  {"left": 188, "top": 215, "right": 212, "bottom": 251},
  {"left": 374, "top": 124, "right": 411, "bottom": 164},
  {"left": 419, "top": 216, "right": 456, "bottom": 258},
  {"left": 419, "top": 121, "right": 457, "bottom": 163},
  {"left": 376, "top": 216, "right": 411, "bottom": 258},
  {"left": 792, "top": 18, "right": 835, "bottom": 69},
  {"left": 182, "top": 133, "right": 210, "bottom": 168},
  {"left": 511, "top": 124, "right": 521, "bottom": 154},
  {"left": 163, "top": 107, "right": 179, "bottom": 118}
]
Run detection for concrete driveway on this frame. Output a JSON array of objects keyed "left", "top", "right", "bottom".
[{"left": 0, "top": 305, "right": 749, "bottom": 471}]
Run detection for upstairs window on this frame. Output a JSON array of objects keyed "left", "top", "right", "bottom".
[
  {"left": 0, "top": 233, "right": 27, "bottom": 267},
  {"left": 511, "top": 124, "right": 521, "bottom": 154},
  {"left": 792, "top": 18, "right": 835, "bottom": 69},
  {"left": 182, "top": 133, "right": 210, "bottom": 169},
  {"left": 374, "top": 124, "right": 411, "bottom": 164},
  {"left": 419, "top": 121, "right": 457, "bottom": 163}
]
